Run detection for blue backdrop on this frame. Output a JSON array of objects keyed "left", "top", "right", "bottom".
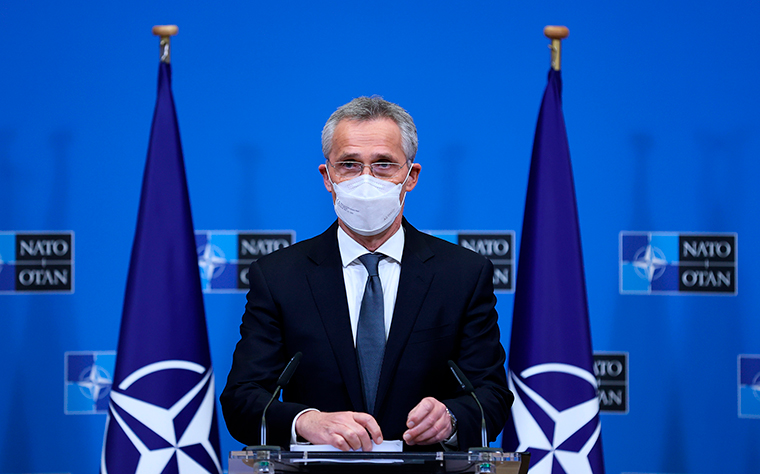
[{"left": 1, "top": 1, "right": 759, "bottom": 473}]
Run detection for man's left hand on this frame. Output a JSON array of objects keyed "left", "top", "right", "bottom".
[{"left": 403, "top": 397, "right": 452, "bottom": 445}]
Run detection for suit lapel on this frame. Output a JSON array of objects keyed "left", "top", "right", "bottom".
[
  {"left": 375, "top": 221, "right": 434, "bottom": 416},
  {"left": 305, "top": 223, "right": 365, "bottom": 412}
]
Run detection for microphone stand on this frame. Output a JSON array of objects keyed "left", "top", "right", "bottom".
[
  {"left": 447, "top": 361, "right": 503, "bottom": 455},
  {"left": 245, "top": 352, "right": 303, "bottom": 472}
]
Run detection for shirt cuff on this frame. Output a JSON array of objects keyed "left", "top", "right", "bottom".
[
  {"left": 291, "top": 408, "right": 320, "bottom": 444},
  {"left": 443, "top": 431, "right": 458, "bottom": 448}
]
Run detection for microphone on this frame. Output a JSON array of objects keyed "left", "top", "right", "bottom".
[
  {"left": 259, "top": 352, "right": 303, "bottom": 448},
  {"left": 448, "top": 359, "right": 475, "bottom": 393},
  {"left": 448, "top": 360, "right": 488, "bottom": 449},
  {"left": 277, "top": 351, "right": 302, "bottom": 387}
]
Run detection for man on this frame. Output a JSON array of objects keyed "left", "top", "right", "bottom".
[{"left": 221, "top": 96, "right": 512, "bottom": 452}]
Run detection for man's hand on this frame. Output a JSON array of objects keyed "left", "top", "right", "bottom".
[
  {"left": 295, "top": 411, "right": 383, "bottom": 451},
  {"left": 403, "top": 397, "right": 453, "bottom": 445}
]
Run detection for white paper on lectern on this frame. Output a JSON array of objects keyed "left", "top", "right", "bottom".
[{"left": 290, "top": 439, "right": 403, "bottom": 453}]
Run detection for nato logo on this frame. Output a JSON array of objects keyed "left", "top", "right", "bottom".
[
  {"left": 427, "top": 231, "right": 514, "bottom": 292},
  {"left": 620, "top": 232, "right": 737, "bottom": 295},
  {"left": 508, "top": 363, "right": 603, "bottom": 472},
  {"left": 739, "top": 355, "right": 760, "bottom": 418},
  {"left": 103, "top": 360, "right": 221, "bottom": 474},
  {"left": 0, "top": 231, "right": 74, "bottom": 293},
  {"left": 65, "top": 351, "right": 115, "bottom": 414},
  {"left": 195, "top": 231, "right": 295, "bottom": 292}
]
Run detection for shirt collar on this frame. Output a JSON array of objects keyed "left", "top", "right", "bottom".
[{"left": 337, "top": 225, "right": 405, "bottom": 267}]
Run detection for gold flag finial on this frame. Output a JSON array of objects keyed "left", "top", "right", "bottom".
[
  {"left": 543, "top": 26, "right": 569, "bottom": 71},
  {"left": 152, "top": 25, "right": 179, "bottom": 64}
]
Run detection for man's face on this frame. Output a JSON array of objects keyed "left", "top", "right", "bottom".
[{"left": 319, "top": 118, "right": 420, "bottom": 196}]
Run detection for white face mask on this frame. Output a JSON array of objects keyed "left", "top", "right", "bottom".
[{"left": 329, "top": 167, "right": 411, "bottom": 236}]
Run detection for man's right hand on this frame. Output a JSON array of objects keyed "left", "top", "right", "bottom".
[{"left": 295, "top": 411, "right": 383, "bottom": 451}]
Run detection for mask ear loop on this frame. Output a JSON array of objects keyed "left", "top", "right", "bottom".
[
  {"left": 325, "top": 160, "right": 337, "bottom": 187},
  {"left": 398, "top": 161, "right": 414, "bottom": 207}
]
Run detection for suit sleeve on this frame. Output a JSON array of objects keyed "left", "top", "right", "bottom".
[
  {"left": 443, "top": 257, "right": 514, "bottom": 450},
  {"left": 220, "top": 260, "right": 309, "bottom": 448}
]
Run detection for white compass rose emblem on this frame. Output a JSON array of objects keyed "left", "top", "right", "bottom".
[
  {"left": 101, "top": 360, "right": 221, "bottom": 474},
  {"left": 197, "top": 243, "right": 227, "bottom": 283},
  {"left": 509, "top": 363, "right": 602, "bottom": 474},
  {"left": 631, "top": 244, "right": 668, "bottom": 282},
  {"left": 78, "top": 364, "right": 112, "bottom": 401}
]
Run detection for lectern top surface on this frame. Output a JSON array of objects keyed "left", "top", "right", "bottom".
[{"left": 228, "top": 450, "right": 525, "bottom": 474}]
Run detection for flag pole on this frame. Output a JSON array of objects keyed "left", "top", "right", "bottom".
[
  {"left": 152, "top": 24, "right": 178, "bottom": 64},
  {"left": 543, "top": 25, "right": 569, "bottom": 71}
]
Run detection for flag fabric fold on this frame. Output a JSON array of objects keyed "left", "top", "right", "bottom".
[
  {"left": 101, "top": 62, "right": 222, "bottom": 474},
  {"left": 502, "top": 69, "right": 605, "bottom": 474}
]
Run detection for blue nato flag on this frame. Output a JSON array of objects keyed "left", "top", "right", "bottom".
[
  {"left": 501, "top": 69, "right": 605, "bottom": 474},
  {"left": 101, "top": 62, "right": 222, "bottom": 474}
]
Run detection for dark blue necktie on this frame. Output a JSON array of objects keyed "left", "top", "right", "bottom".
[{"left": 356, "top": 253, "right": 385, "bottom": 415}]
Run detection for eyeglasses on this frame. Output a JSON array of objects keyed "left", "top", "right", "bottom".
[{"left": 328, "top": 160, "right": 408, "bottom": 180}]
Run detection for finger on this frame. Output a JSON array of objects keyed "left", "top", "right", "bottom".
[
  {"left": 359, "top": 429, "right": 374, "bottom": 452},
  {"left": 345, "top": 422, "right": 372, "bottom": 452},
  {"left": 404, "top": 407, "right": 449, "bottom": 445},
  {"left": 406, "top": 398, "right": 435, "bottom": 428},
  {"left": 408, "top": 428, "right": 436, "bottom": 445},
  {"left": 405, "top": 413, "right": 435, "bottom": 439},
  {"left": 407, "top": 403, "right": 446, "bottom": 436},
  {"left": 404, "top": 420, "right": 436, "bottom": 445},
  {"left": 352, "top": 416, "right": 378, "bottom": 451},
  {"left": 350, "top": 420, "right": 378, "bottom": 451},
  {"left": 410, "top": 418, "right": 449, "bottom": 445},
  {"left": 331, "top": 434, "right": 351, "bottom": 452},
  {"left": 353, "top": 413, "right": 384, "bottom": 445}
]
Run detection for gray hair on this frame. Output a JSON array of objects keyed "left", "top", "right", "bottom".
[{"left": 321, "top": 96, "right": 418, "bottom": 162}]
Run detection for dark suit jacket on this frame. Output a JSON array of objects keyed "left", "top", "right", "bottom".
[{"left": 220, "top": 220, "right": 513, "bottom": 450}]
